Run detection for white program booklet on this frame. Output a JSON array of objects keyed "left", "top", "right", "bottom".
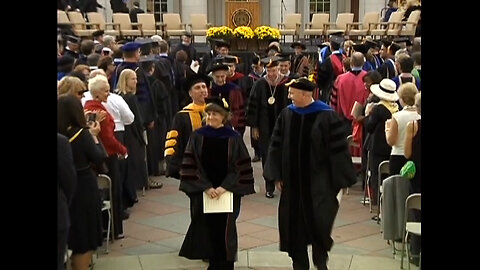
[{"left": 203, "top": 191, "right": 233, "bottom": 213}]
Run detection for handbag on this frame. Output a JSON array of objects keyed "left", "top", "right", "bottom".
[{"left": 400, "top": 160, "right": 416, "bottom": 179}]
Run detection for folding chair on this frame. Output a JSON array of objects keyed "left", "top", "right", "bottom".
[
  {"left": 162, "top": 13, "right": 187, "bottom": 38},
  {"left": 87, "top": 12, "right": 120, "bottom": 37},
  {"left": 112, "top": 13, "right": 143, "bottom": 38},
  {"left": 67, "top": 11, "right": 99, "bottom": 37},
  {"left": 325, "top": 13, "right": 354, "bottom": 36},
  {"left": 97, "top": 174, "right": 114, "bottom": 254},
  {"left": 380, "top": 174, "right": 410, "bottom": 257},
  {"left": 189, "top": 14, "right": 211, "bottom": 42},
  {"left": 377, "top": 160, "right": 390, "bottom": 224},
  {"left": 278, "top": 13, "right": 302, "bottom": 42},
  {"left": 346, "top": 12, "right": 380, "bottom": 40},
  {"left": 401, "top": 193, "right": 421, "bottom": 270},
  {"left": 137, "top": 13, "right": 164, "bottom": 36},
  {"left": 303, "top": 13, "right": 329, "bottom": 44}
]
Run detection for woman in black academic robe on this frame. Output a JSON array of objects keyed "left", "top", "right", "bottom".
[
  {"left": 117, "top": 69, "right": 149, "bottom": 205},
  {"left": 178, "top": 97, "right": 255, "bottom": 269}
]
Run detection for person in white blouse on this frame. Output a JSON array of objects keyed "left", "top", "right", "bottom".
[{"left": 384, "top": 82, "right": 420, "bottom": 175}]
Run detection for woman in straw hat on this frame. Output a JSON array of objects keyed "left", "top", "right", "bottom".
[{"left": 364, "top": 78, "right": 399, "bottom": 206}]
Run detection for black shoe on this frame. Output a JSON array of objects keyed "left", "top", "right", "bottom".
[
  {"left": 114, "top": 234, "right": 125, "bottom": 240},
  {"left": 265, "top": 192, "right": 274, "bottom": 198},
  {"left": 252, "top": 155, "right": 261, "bottom": 162}
]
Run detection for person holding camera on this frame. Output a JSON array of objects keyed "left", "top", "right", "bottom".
[
  {"left": 58, "top": 94, "right": 105, "bottom": 270},
  {"left": 84, "top": 75, "right": 129, "bottom": 239}
]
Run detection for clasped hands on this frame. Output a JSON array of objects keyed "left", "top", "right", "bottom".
[{"left": 205, "top": 186, "right": 227, "bottom": 200}]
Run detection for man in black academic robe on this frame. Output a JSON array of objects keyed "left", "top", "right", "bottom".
[
  {"left": 263, "top": 78, "right": 356, "bottom": 270},
  {"left": 246, "top": 56, "right": 290, "bottom": 198},
  {"left": 165, "top": 74, "right": 210, "bottom": 179}
]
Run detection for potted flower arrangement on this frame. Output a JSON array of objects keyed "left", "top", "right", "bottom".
[
  {"left": 254, "top": 26, "right": 281, "bottom": 50},
  {"left": 233, "top": 26, "right": 254, "bottom": 50},
  {"left": 254, "top": 25, "right": 281, "bottom": 40},
  {"left": 206, "top": 26, "right": 234, "bottom": 39}
]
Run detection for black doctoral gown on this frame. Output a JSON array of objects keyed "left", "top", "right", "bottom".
[
  {"left": 263, "top": 101, "right": 356, "bottom": 255},
  {"left": 246, "top": 76, "right": 291, "bottom": 155},
  {"left": 178, "top": 126, "right": 255, "bottom": 261}
]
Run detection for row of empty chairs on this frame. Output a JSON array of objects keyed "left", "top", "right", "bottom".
[
  {"left": 58, "top": 10, "right": 210, "bottom": 39},
  {"left": 59, "top": 10, "right": 419, "bottom": 42},
  {"left": 292, "top": 11, "right": 420, "bottom": 42}
]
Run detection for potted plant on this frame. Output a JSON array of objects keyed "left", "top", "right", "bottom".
[
  {"left": 254, "top": 26, "right": 281, "bottom": 50},
  {"left": 233, "top": 26, "right": 254, "bottom": 50},
  {"left": 206, "top": 26, "right": 234, "bottom": 40}
]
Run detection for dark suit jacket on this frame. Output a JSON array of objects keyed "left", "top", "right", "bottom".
[
  {"left": 129, "top": 7, "right": 145, "bottom": 22},
  {"left": 58, "top": 133, "right": 77, "bottom": 231}
]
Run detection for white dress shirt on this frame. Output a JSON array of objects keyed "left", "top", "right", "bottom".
[{"left": 82, "top": 91, "right": 134, "bottom": 132}]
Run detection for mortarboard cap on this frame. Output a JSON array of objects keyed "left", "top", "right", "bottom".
[
  {"left": 121, "top": 41, "right": 141, "bottom": 52},
  {"left": 364, "top": 37, "right": 380, "bottom": 49},
  {"left": 352, "top": 43, "right": 370, "bottom": 55},
  {"left": 285, "top": 77, "right": 316, "bottom": 92},
  {"left": 207, "top": 63, "right": 230, "bottom": 73},
  {"left": 138, "top": 55, "right": 157, "bottom": 63},
  {"left": 329, "top": 31, "right": 344, "bottom": 37},
  {"left": 211, "top": 39, "right": 230, "bottom": 48},
  {"left": 275, "top": 53, "right": 291, "bottom": 62},
  {"left": 387, "top": 43, "right": 402, "bottom": 55},
  {"left": 290, "top": 42, "right": 306, "bottom": 50},
  {"left": 205, "top": 96, "right": 230, "bottom": 112},
  {"left": 92, "top": 30, "right": 104, "bottom": 38},
  {"left": 381, "top": 38, "right": 393, "bottom": 48},
  {"left": 186, "top": 73, "right": 210, "bottom": 91},
  {"left": 260, "top": 56, "right": 281, "bottom": 67},
  {"left": 135, "top": 37, "right": 155, "bottom": 47},
  {"left": 393, "top": 37, "right": 413, "bottom": 47},
  {"left": 317, "top": 42, "right": 330, "bottom": 48},
  {"left": 330, "top": 35, "right": 345, "bottom": 46},
  {"left": 212, "top": 55, "right": 225, "bottom": 65},
  {"left": 252, "top": 53, "right": 262, "bottom": 65},
  {"left": 222, "top": 55, "right": 239, "bottom": 65},
  {"left": 66, "top": 35, "right": 80, "bottom": 44}
]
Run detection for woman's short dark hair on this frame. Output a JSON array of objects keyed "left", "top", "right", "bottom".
[
  {"left": 363, "top": 70, "right": 383, "bottom": 84},
  {"left": 205, "top": 103, "right": 231, "bottom": 124}
]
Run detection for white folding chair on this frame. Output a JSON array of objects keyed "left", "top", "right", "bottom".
[
  {"left": 97, "top": 174, "right": 114, "bottom": 254},
  {"left": 377, "top": 160, "right": 390, "bottom": 224},
  {"left": 401, "top": 193, "right": 421, "bottom": 269}
]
